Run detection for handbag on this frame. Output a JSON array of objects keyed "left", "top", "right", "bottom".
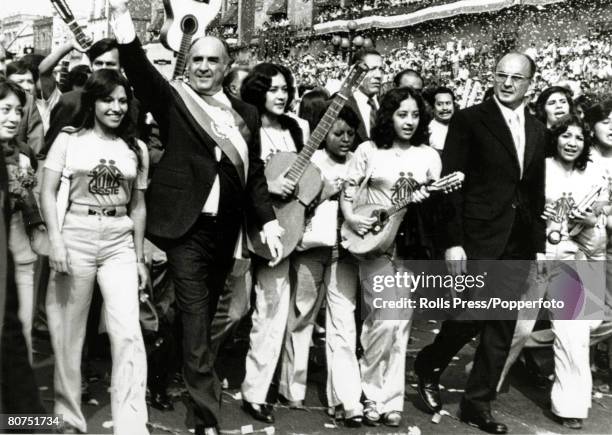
[{"left": 297, "top": 199, "right": 339, "bottom": 251}]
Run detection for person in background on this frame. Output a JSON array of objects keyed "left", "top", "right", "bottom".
[
  {"left": 428, "top": 86, "right": 455, "bottom": 153},
  {"left": 41, "top": 69, "right": 149, "bottom": 435},
  {"left": 5, "top": 60, "right": 44, "bottom": 155},
  {"left": 393, "top": 68, "right": 425, "bottom": 92},
  {"left": 535, "top": 85, "right": 574, "bottom": 129},
  {"left": 223, "top": 67, "right": 250, "bottom": 100}
]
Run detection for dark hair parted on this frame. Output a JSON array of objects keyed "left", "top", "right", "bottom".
[
  {"left": 240, "top": 62, "right": 295, "bottom": 115},
  {"left": 585, "top": 99, "right": 612, "bottom": 129},
  {"left": 371, "top": 87, "right": 429, "bottom": 149},
  {"left": 431, "top": 86, "right": 455, "bottom": 104},
  {"left": 535, "top": 86, "right": 574, "bottom": 125},
  {"left": 0, "top": 77, "right": 26, "bottom": 106},
  {"left": 312, "top": 101, "right": 360, "bottom": 150},
  {"left": 86, "top": 38, "right": 119, "bottom": 63},
  {"left": 75, "top": 69, "right": 142, "bottom": 168},
  {"left": 548, "top": 114, "right": 590, "bottom": 171}
]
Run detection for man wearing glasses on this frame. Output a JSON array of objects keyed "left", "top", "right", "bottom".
[{"left": 414, "top": 53, "right": 546, "bottom": 434}]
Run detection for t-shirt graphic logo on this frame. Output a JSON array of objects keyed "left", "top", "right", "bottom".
[
  {"left": 88, "top": 159, "right": 123, "bottom": 195},
  {"left": 391, "top": 171, "right": 418, "bottom": 205},
  {"left": 551, "top": 192, "right": 575, "bottom": 223}
]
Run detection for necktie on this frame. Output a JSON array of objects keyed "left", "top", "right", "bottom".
[
  {"left": 367, "top": 97, "right": 378, "bottom": 134},
  {"left": 508, "top": 112, "right": 524, "bottom": 176}
]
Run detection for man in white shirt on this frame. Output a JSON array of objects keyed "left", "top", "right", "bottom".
[{"left": 428, "top": 86, "right": 455, "bottom": 152}]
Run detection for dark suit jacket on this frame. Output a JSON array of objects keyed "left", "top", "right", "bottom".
[
  {"left": 118, "top": 38, "right": 275, "bottom": 240},
  {"left": 17, "top": 94, "right": 43, "bottom": 155},
  {"left": 345, "top": 94, "right": 370, "bottom": 146},
  {"left": 441, "top": 98, "right": 546, "bottom": 259},
  {"left": 42, "top": 88, "right": 147, "bottom": 157}
]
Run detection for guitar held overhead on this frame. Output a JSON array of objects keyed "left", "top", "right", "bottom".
[{"left": 161, "top": 0, "right": 223, "bottom": 80}]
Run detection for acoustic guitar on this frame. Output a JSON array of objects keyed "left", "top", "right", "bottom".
[
  {"left": 341, "top": 172, "right": 464, "bottom": 259},
  {"left": 161, "top": 0, "right": 222, "bottom": 80},
  {"left": 247, "top": 63, "right": 369, "bottom": 261},
  {"left": 50, "top": 0, "right": 93, "bottom": 51}
]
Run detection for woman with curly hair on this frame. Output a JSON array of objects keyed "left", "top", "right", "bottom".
[
  {"left": 41, "top": 69, "right": 149, "bottom": 435},
  {"left": 535, "top": 86, "right": 574, "bottom": 128},
  {"left": 340, "top": 87, "right": 440, "bottom": 427},
  {"left": 239, "top": 63, "right": 306, "bottom": 424}
]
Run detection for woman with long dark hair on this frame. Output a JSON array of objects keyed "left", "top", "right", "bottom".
[
  {"left": 341, "top": 87, "right": 440, "bottom": 427},
  {"left": 239, "top": 63, "right": 306, "bottom": 423},
  {"left": 41, "top": 69, "right": 149, "bottom": 435}
]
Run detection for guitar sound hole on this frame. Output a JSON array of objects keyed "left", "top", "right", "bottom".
[{"left": 181, "top": 16, "right": 198, "bottom": 35}]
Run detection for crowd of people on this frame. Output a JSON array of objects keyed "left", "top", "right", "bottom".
[{"left": 1, "top": 0, "right": 612, "bottom": 434}]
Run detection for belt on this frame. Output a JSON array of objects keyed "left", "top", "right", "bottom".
[{"left": 70, "top": 204, "right": 128, "bottom": 217}]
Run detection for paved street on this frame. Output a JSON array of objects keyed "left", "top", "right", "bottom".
[{"left": 32, "top": 320, "right": 612, "bottom": 435}]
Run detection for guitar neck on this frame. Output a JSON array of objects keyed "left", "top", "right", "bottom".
[
  {"left": 286, "top": 96, "right": 347, "bottom": 183},
  {"left": 57, "top": 59, "right": 70, "bottom": 92},
  {"left": 172, "top": 32, "right": 193, "bottom": 80},
  {"left": 67, "top": 20, "right": 92, "bottom": 50},
  {"left": 385, "top": 180, "right": 449, "bottom": 216}
]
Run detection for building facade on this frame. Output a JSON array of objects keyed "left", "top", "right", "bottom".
[{"left": 1, "top": 14, "right": 45, "bottom": 56}]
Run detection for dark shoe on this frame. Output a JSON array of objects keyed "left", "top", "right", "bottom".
[
  {"left": 242, "top": 400, "right": 275, "bottom": 423},
  {"left": 195, "top": 425, "right": 219, "bottom": 435},
  {"left": 149, "top": 390, "right": 174, "bottom": 411},
  {"left": 460, "top": 406, "right": 508, "bottom": 434},
  {"left": 362, "top": 400, "right": 381, "bottom": 426},
  {"left": 382, "top": 411, "right": 402, "bottom": 427},
  {"left": 560, "top": 417, "right": 583, "bottom": 430},
  {"left": 345, "top": 415, "right": 362, "bottom": 428},
  {"left": 415, "top": 369, "right": 442, "bottom": 413}
]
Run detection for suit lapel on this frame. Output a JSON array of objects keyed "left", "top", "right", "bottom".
[
  {"left": 479, "top": 99, "right": 520, "bottom": 174},
  {"left": 347, "top": 94, "right": 368, "bottom": 142},
  {"left": 522, "top": 112, "right": 537, "bottom": 173}
]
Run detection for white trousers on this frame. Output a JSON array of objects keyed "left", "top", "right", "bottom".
[
  {"left": 241, "top": 259, "right": 291, "bottom": 404},
  {"left": 359, "top": 256, "right": 412, "bottom": 414},
  {"left": 46, "top": 212, "right": 148, "bottom": 435},
  {"left": 324, "top": 253, "right": 362, "bottom": 416}
]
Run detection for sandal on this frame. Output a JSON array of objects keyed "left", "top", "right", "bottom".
[
  {"left": 383, "top": 410, "right": 402, "bottom": 427},
  {"left": 363, "top": 400, "right": 381, "bottom": 426}
]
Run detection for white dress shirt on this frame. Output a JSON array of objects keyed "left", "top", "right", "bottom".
[
  {"left": 353, "top": 89, "right": 377, "bottom": 137},
  {"left": 428, "top": 118, "right": 449, "bottom": 152},
  {"left": 494, "top": 96, "right": 526, "bottom": 177}
]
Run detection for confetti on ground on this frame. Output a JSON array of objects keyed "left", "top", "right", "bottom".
[
  {"left": 432, "top": 329, "right": 440, "bottom": 334},
  {"left": 87, "top": 398, "right": 99, "bottom": 406},
  {"left": 431, "top": 413, "right": 442, "bottom": 424},
  {"left": 452, "top": 356, "right": 460, "bottom": 361},
  {"left": 222, "top": 391, "right": 243, "bottom": 400},
  {"left": 222, "top": 378, "right": 229, "bottom": 390},
  {"left": 598, "top": 384, "right": 610, "bottom": 393},
  {"left": 407, "top": 425, "right": 421, "bottom": 435},
  {"left": 324, "top": 422, "right": 337, "bottom": 428},
  {"left": 148, "top": 421, "right": 184, "bottom": 435},
  {"left": 241, "top": 424, "right": 254, "bottom": 434},
  {"left": 102, "top": 420, "right": 113, "bottom": 429}
]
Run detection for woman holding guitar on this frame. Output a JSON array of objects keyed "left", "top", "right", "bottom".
[
  {"left": 341, "top": 87, "right": 440, "bottom": 427},
  {"left": 239, "top": 63, "right": 305, "bottom": 423}
]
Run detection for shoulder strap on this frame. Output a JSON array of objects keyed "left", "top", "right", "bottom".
[{"left": 171, "top": 82, "right": 246, "bottom": 188}]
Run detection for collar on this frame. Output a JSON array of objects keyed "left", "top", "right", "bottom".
[
  {"left": 211, "top": 89, "right": 232, "bottom": 108},
  {"left": 494, "top": 96, "right": 525, "bottom": 124},
  {"left": 354, "top": 88, "right": 376, "bottom": 105}
]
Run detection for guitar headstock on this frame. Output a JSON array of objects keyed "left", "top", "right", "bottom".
[
  {"left": 430, "top": 171, "right": 465, "bottom": 193},
  {"left": 337, "top": 62, "right": 369, "bottom": 99},
  {"left": 50, "top": 0, "right": 75, "bottom": 23},
  {"left": 50, "top": 0, "right": 93, "bottom": 50}
]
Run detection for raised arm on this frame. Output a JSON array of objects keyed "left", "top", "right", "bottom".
[
  {"left": 38, "top": 42, "right": 84, "bottom": 100},
  {"left": 109, "top": 0, "right": 172, "bottom": 131}
]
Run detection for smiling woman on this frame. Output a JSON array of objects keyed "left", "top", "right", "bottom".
[{"left": 39, "top": 69, "right": 150, "bottom": 435}]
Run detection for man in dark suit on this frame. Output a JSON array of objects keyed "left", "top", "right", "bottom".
[
  {"left": 414, "top": 53, "right": 546, "bottom": 434},
  {"left": 344, "top": 48, "right": 383, "bottom": 145},
  {"left": 110, "top": 1, "right": 283, "bottom": 434}
]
